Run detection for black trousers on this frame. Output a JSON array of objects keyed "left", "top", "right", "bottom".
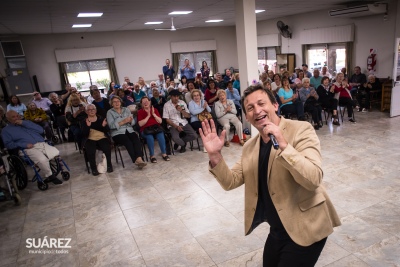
[
  {"left": 263, "top": 233, "right": 327, "bottom": 267},
  {"left": 339, "top": 98, "right": 355, "bottom": 117},
  {"left": 112, "top": 130, "right": 143, "bottom": 163},
  {"left": 85, "top": 138, "right": 112, "bottom": 171},
  {"left": 304, "top": 104, "right": 322, "bottom": 124}
]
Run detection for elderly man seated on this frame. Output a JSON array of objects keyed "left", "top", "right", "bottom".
[{"left": 2, "top": 110, "right": 63, "bottom": 184}]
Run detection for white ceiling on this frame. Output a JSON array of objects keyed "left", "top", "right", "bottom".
[{"left": 0, "top": 0, "right": 373, "bottom": 35}]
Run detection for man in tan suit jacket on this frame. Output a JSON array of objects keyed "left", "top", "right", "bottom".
[{"left": 200, "top": 84, "right": 341, "bottom": 266}]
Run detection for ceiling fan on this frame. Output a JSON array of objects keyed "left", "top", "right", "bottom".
[{"left": 155, "top": 17, "right": 191, "bottom": 31}]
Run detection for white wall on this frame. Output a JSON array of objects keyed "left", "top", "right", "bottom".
[
  {"left": 1, "top": 1, "right": 399, "bottom": 94},
  {"left": 1, "top": 26, "right": 238, "bottom": 93}
]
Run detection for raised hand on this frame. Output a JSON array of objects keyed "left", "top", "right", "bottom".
[{"left": 199, "top": 119, "right": 225, "bottom": 155}]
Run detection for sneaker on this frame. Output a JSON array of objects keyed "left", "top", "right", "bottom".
[
  {"left": 349, "top": 118, "right": 356, "bottom": 123},
  {"left": 135, "top": 158, "right": 147, "bottom": 169},
  {"left": 362, "top": 108, "right": 368, "bottom": 112},
  {"left": 51, "top": 177, "right": 63, "bottom": 185}
]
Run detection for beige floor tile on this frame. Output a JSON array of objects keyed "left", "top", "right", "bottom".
[
  {"left": 323, "top": 254, "right": 370, "bottom": 267},
  {"left": 328, "top": 187, "right": 384, "bottom": 213},
  {"left": 315, "top": 239, "right": 351, "bottom": 267},
  {"left": 217, "top": 248, "right": 263, "bottom": 267},
  {"left": 165, "top": 190, "right": 219, "bottom": 216},
  {"left": 204, "top": 184, "right": 244, "bottom": 204},
  {"left": 354, "top": 236, "right": 400, "bottom": 267}
]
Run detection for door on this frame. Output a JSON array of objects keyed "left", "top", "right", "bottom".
[
  {"left": 391, "top": 38, "right": 400, "bottom": 117},
  {"left": 6, "top": 68, "right": 34, "bottom": 95}
]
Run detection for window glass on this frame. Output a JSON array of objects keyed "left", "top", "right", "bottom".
[
  {"left": 178, "top": 51, "right": 213, "bottom": 79},
  {"left": 307, "top": 43, "right": 346, "bottom": 77},
  {"left": 258, "top": 47, "right": 276, "bottom": 74}
]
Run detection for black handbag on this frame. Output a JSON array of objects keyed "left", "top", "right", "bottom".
[{"left": 143, "top": 124, "right": 164, "bottom": 135}]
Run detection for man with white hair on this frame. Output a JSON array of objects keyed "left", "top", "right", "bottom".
[
  {"left": 2, "top": 110, "right": 63, "bottom": 185},
  {"left": 155, "top": 73, "right": 167, "bottom": 96}
]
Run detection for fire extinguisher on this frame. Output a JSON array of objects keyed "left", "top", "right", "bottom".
[{"left": 367, "top": 53, "right": 376, "bottom": 72}]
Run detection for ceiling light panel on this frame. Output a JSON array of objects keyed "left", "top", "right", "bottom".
[
  {"left": 205, "top": 19, "right": 223, "bottom": 23},
  {"left": 77, "top": 13, "right": 103, "bottom": 17},
  {"left": 145, "top": 22, "right": 163, "bottom": 25},
  {"left": 72, "top": 24, "right": 92, "bottom": 28},
  {"left": 169, "top": 11, "right": 193, "bottom": 15}
]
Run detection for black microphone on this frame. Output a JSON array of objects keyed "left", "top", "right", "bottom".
[{"left": 269, "top": 134, "right": 279, "bottom": 150}]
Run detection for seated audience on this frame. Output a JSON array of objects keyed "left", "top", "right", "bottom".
[
  {"left": 299, "top": 78, "right": 323, "bottom": 129},
  {"left": 90, "top": 86, "right": 112, "bottom": 117},
  {"left": 155, "top": 73, "right": 167, "bottom": 95},
  {"left": 185, "top": 81, "right": 204, "bottom": 104},
  {"left": 87, "top": 85, "right": 107, "bottom": 104},
  {"left": 233, "top": 73, "right": 240, "bottom": 93},
  {"left": 302, "top": 64, "right": 312, "bottom": 78},
  {"left": 278, "top": 77, "right": 304, "bottom": 120},
  {"left": 7, "top": 95, "right": 27, "bottom": 117},
  {"left": 214, "top": 72, "right": 226, "bottom": 89},
  {"left": 151, "top": 88, "right": 167, "bottom": 116},
  {"left": 267, "top": 70, "right": 275, "bottom": 81},
  {"left": 32, "top": 91, "right": 52, "bottom": 115},
  {"left": 81, "top": 104, "right": 113, "bottom": 176},
  {"left": 214, "top": 89, "right": 244, "bottom": 147},
  {"left": 178, "top": 75, "right": 188, "bottom": 94},
  {"left": 2, "top": 110, "right": 62, "bottom": 184},
  {"left": 0, "top": 107, "right": 8, "bottom": 149},
  {"left": 188, "top": 89, "right": 211, "bottom": 133},
  {"left": 205, "top": 79, "right": 219, "bottom": 107},
  {"left": 271, "top": 74, "right": 282, "bottom": 92},
  {"left": 358, "top": 75, "right": 381, "bottom": 112},
  {"left": 107, "top": 81, "right": 116, "bottom": 97},
  {"left": 223, "top": 68, "right": 234, "bottom": 84},
  {"left": 194, "top": 76, "right": 206, "bottom": 93},
  {"left": 321, "top": 66, "right": 332, "bottom": 79},
  {"left": 138, "top": 77, "right": 151, "bottom": 97},
  {"left": 117, "top": 89, "right": 135, "bottom": 107},
  {"left": 333, "top": 73, "right": 356, "bottom": 123},
  {"left": 65, "top": 93, "right": 87, "bottom": 149},
  {"left": 317, "top": 76, "right": 340, "bottom": 126},
  {"left": 49, "top": 92, "right": 68, "bottom": 141},
  {"left": 225, "top": 81, "right": 242, "bottom": 115},
  {"left": 310, "top": 69, "right": 322, "bottom": 89},
  {"left": 107, "top": 96, "right": 147, "bottom": 169},
  {"left": 137, "top": 97, "right": 170, "bottom": 163},
  {"left": 162, "top": 90, "right": 197, "bottom": 153},
  {"left": 24, "top": 102, "right": 54, "bottom": 140},
  {"left": 349, "top": 66, "right": 367, "bottom": 96},
  {"left": 133, "top": 83, "right": 146, "bottom": 104}
]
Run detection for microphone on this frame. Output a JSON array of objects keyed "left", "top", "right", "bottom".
[{"left": 269, "top": 134, "right": 279, "bottom": 150}]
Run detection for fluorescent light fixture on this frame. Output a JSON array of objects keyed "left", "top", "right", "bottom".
[
  {"left": 72, "top": 24, "right": 92, "bottom": 28},
  {"left": 205, "top": 19, "right": 223, "bottom": 23},
  {"left": 255, "top": 9, "right": 265, "bottom": 13},
  {"left": 78, "top": 13, "right": 103, "bottom": 17},
  {"left": 145, "top": 21, "right": 163, "bottom": 25},
  {"left": 169, "top": 11, "right": 192, "bottom": 15}
]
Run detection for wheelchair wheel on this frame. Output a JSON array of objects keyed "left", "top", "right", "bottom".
[
  {"left": 8, "top": 155, "right": 28, "bottom": 190},
  {"left": 51, "top": 135, "right": 59, "bottom": 144},
  {"left": 61, "top": 172, "right": 70, "bottom": 181},
  {"left": 13, "top": 193, "right": 21, "bottom": 206},
  {"left": 37, "top": 181, "right": 48, "bottom": 191}
]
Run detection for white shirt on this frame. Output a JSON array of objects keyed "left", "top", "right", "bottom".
[{"left": 162, "top": 99, "right": 189, "bottom": 127}]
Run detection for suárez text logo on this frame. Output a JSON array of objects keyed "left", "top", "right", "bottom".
[{"left": 26, "top": 236, "right": 72, "bottom": 249}]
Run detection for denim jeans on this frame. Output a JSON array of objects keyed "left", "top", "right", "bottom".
[{"left": 141, "top": 131, "right": 167, "bottom": 156}]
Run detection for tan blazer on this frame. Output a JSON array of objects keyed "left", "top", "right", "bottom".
[{"left": 210, "top": 117, "right": 341, "bottom": 246}]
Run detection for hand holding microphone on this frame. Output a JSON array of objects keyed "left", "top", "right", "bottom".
[{"left": 263, "top": 123, "right": 279, "bottom": 150}]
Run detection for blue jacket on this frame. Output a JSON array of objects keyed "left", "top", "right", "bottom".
[
  {"left": 1, "top": 120, "right": 44, "bottom": 150},
  {"left": 225, "top": 88, "right": 241, "bottom": 106}
]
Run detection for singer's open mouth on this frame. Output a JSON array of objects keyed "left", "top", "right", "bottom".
[{"left": 255, "top": 115, "right": 267, "bottom": 121}]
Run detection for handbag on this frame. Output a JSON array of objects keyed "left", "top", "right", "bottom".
[
  {"left": 197, "top": 101, "right": 212, "bottom": 122},
  {"left": 143, "top": 124, "right": 164, "bottom": 135}
]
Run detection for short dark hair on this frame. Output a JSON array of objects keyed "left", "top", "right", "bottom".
[
  {"left": 321, "top": 76, "right": 330, "bottom": 84},
  {"left": 241, "top": 84, "right": 277, "bottom": 115}
]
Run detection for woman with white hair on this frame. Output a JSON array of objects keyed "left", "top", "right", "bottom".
[
  {"left": 82, "top": 104, "right": 113, "bottom": 175},
  {"left": 357, "top": 75, "right": 381, "bottom": 112},
  {"left": 214, "top": 89, "right": 244, "bottom": 147},
  {"left": 299, "top": 78, "right": 323, "bottom": 130}
]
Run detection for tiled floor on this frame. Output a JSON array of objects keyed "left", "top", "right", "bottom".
[{"left": 1, "top": 110, "right": 400, "bottom": 267}]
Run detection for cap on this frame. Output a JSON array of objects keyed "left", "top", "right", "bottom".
[
  {"left": 302, "top": 64, "right": 308, "bottom": 68},
  {"left": 114, "top": 84, "right": 121, "bottom": 89},
  {"left": 168, "top": 89, "right": 182, "bottom": 96}
]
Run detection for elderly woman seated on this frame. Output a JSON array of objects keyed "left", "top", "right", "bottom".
[
  {"left": 137, "top": 96, "right": 170, "bottom": 163},
  {"left": 188, "top": 89, "right": 211, "bottom": 133},
  {"left": 107, "top": 96, "right": 147, "bottom": 169},
  {"left": 299, "top": 78, "right": 323, "bottom": 130},
  {"left": 82, "top": 104, "right": 113, "bottom": 176},
  {"left": 214, "top": 89, "right": 244, "bottom": 147},
  {"left": 151, "top": 88, "right": 167, "bottom": 116},
  {"left": 65, "top": 93, "right": 87, "bottom": 149},
  {"left": 24, "top": 102, "right": 54, "bottom": 140}
]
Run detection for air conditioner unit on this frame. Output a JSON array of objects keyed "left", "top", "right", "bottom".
[{"left": 329, "top": 3, "right": 387, "bottom": 18}]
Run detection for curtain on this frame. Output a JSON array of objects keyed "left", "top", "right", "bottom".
[
  {"left": 211, "top": 50, "right": 218, "bottom": 76},
  {"left": 345, "top": 42, "right": 353, "bottom": 76},
  {"left": 107, "top": 58, "right": 119, "bottom": 85},
  {"left": 172, "top": 53, "right": 179, "bottom": 80},
  {"left": 58, "top": 63, "right": 68, "bottom": 90}
]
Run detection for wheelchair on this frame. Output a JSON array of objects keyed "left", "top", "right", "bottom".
[
  {"left": 0, "top": 152, "right": 21, "bottom": 206},
  {"left": 17, "top": 148, "right": 71, "bottom": 191}
]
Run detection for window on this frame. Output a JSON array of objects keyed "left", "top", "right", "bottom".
[
  {"left": 306, "top": 43, "right": 346, "bottom": 75},
  {"left": 178, "top": 51, "right": 213, "bottom": 79},
  {"left": 258, "top": 47, "right": 276, "bottom": 74},
  {"left": 64, "top": 59, "right": 111, "bottom": 91}
]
